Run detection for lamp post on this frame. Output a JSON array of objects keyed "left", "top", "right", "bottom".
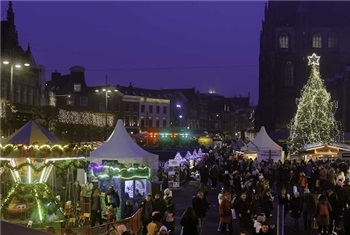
[
  {"left": 2, "top": 60, "right": 30, "bottom": 103},
  {"left": 95, "top": 87, "right": 118, "bottom": 140}
]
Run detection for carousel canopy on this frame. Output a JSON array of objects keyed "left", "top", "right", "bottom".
[
  {"left": 90, "top": 119, "right": 159, "bottom": 170},
  {"left": 2, "top": 120, "right": 63, "bottom": 145}
]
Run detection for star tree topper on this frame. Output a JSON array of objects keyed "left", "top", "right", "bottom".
[{"left": 307, "top": 53, "right": 320, "bottom": 66}]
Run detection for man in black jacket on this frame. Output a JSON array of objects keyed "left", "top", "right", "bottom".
[
  {"left": 105, "top": 186, "right": 121, "bottom": 220},
  {"left": 192, "top": 190, "right": 210, "bottom": 235}
]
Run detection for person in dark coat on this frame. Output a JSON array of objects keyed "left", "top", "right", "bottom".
[
  {"left": 278, "top": 188, "right": 290, "bottom": 218},
  {"left": 209, "top": 164, "right": 220, "bottom": 189},
  {"left": 299, "top": 188, "right": 315, "bottom": 231},
  {"left": 326, "top": 188, "right": 340, "bottom": 234},
  {"left": 192, "top": 190, "right": 210, "bottom": 234},
  {"left": 180, "top": 207, "right": 198, "bottom": 235},
  {"left": 140, "top": 193, "right": 153, "bottom": 235},
  {"left": 90, "top": 188, "right": 102, "bottom": 227},
  {"left": 289, "top": 191, "right": 301, "bottom": 230},
  {"left": 258, "top": 222, "right": 274, "bottom": 235},
  {"left": 152, "top": 193, "right": 167, "bottom": 219},
  {"left": 260, "top": 189, "right": 273, "bottom": 219},
  {"left": 105, "top": 186, "right": 121, "bottom": 220},
  {"left": 235, "top": 192, "right": 252, "bottom": 230},
  {"left": 163, "top": 188, "right": 175, "bottom": 214}
]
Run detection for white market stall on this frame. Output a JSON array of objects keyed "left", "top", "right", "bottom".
[
  {"left": 244, "top": 126, "right": 283, "bottom": 162},
  {"left": 89, "top": 119, "right": 159, "bottom": 218}
]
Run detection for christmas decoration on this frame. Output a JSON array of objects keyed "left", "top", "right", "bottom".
[
  {"left": 287, "top": 53, "right": 342, "bottom": 155},
  {"left": 91, "top": 162, "right": 150, "bottom": 181}
]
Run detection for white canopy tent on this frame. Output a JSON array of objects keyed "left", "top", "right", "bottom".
[
  {"left": 90, "top": 119, "right": 159, "bottom": 175},
  {"left": 244, "top": 126, "right": 283, "bottom": 162}
]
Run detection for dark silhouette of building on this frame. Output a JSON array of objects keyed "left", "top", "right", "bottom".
[
  {"left": 256, "top": 1, "right": 350, "bottom": 135},
  {"left": 1, "top": 1, "right": 45, "bottom": 135}
]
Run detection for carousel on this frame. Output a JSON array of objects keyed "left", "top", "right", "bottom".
[{"left": 0, "top": 121, "right": 89, "bottom": 226}]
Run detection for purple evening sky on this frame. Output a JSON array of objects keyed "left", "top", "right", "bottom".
[{"left": 1, "top": 1, "right": 266, "bottom": 105}]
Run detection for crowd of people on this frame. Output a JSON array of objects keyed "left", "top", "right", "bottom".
[
  {"left": 60, "top": 145, "right": 350, "bottom": 235},
  {"left": 193, "top": 146, "right": 350, "bottom": 235}
]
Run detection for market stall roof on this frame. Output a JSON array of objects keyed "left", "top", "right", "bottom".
[
  {"left": 90, "top": 119, "right": 158, "bottom": 170},
  {"left": 251, "top": 126, "right": 282, "bottom": 151},
  {"left": 1, "top": 120, "right": 63, "bottom": 145},
  {"left": 300, "top": 142, "right": 350, "bottom": 156}
]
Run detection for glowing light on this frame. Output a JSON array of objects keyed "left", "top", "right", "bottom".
[
  {"left": 27, "top": 158, "right": 32, "bottom": 183},
  {"left": 15, "top": 64, "right": 21, "bottom": 68},
  {"left": 3, "top": 61, "right": 9, "bottom": 64},
  {"left": 24, "top": 63, "right": 30, "bottom": 67},
  {"left": 307, "top": 53, "right": 320, "bottom": 66}
]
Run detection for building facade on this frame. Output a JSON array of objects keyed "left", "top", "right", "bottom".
[
  {"left": 256, "top": 1, "right": 350, "bottom": 134},
  {"left": 1, "top": 1, "right": 45, "bottom": 135}
]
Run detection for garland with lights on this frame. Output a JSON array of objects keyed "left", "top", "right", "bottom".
[
  {"left": 58, "top": 109, "right": 114, "bottom": 127},
  {"left": 287, "top": 53, "right": 342, "bottom": 155},
  {"left": 1, "top": 159, "right": 88, "bottom": 174},
  {"left": 0, "top": 144, "right": 91, "bottom": 158},
  {"left": 91, "top": 162, "right": 150, "bottom": 181}
]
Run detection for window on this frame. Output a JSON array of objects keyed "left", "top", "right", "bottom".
[
  {"left": 312, "top": 33, "right": 322, "bottom": 48},
  {"left": 80, "top": 96, "right": 88, "bottom": 106},
  {"left": 148, "top": 117, "right": 152, "bottom": 127},
  {"left": 163, "top": 106, "right": 167, "bottom": 114},
  {"left": 133, "top": 104, "right": 138, "bottom": 112},
  {"left": 73, "top": 83, "right": 81, "bottom": 92},
  {"left": 132, "top": 116, "right": 138, "bottom": 126},
  {"left": 115, "top": 103, "right": 119, "bottom": 112},
  {"left": 125, "top": 115, "right": 130, "bottom": 126},
  {"left": 163, "top": 118, "right": 167, "bottom": 128},
  {"left": 67, "top": 96, "right": 75, "bottom": 106},
  {"left": 328, "top": 33, "right": 338, "bottom": 48},
  {"left": 141, "top": 105, "right": 145, "bottom": 112},
  {"left": 156, "top": 106, "right": 160, "bottom": 114},
  {"left": 124, "top": 103, "right": 129, "bottom": 112},
  {"left": 156, "top": 117, "right": 160, "bottom": 128},
  {"left": 16, "top": 85, "right": 21, "bottom": 103},
  {"left": 284, "top": 61, "right": 294, "bottom": 87},
  {"left": 140, "top": 116, "right": 145, "bottom": 127},
  {"left": 279, "top": 33, "right": 289, "bottom": 48},
  {"left": 1, "top": 81, "right": 7, "bottom": 99},
  {"left": 23, "top": 86, "right": 27, "bottom": 104},
  {"left": 28, "top": 88, "right": 34, "bottom": 105},
  {"left": 99, "top": 103, "right": 104, "bottom": 112},
  {"left": 149, "top": 105, "right": 153, "bottom": 113}
]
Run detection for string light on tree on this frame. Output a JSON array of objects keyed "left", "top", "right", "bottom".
[{"left": 287, "top": 53, "right": 342, "bottom": 155}]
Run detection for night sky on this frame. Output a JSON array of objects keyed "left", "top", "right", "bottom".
[{"left": 1, "top": 1, "right": 266, "bottom": 105}]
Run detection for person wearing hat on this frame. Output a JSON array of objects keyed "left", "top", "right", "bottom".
[{"left": 157, "top": 225, "right": 169, "bottom": 235}]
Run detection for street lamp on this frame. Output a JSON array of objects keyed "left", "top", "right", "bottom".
[
  {"left": 95, "top": 87, "right": 118, "bottom": 140},
  {"left": 2, "top": 60, "right": 30, "bottom": 103}
]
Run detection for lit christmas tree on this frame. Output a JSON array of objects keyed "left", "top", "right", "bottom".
[{"left": 287, "top": 53, "right": 342, "bottom": 155}]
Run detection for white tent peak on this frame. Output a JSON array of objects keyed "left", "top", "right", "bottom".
[
  {"left": 252, "top": 126, "right": 282, "bottom": 150},
  {"left": 90, "top": 119, "right": 157, "bottom": 159}
]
